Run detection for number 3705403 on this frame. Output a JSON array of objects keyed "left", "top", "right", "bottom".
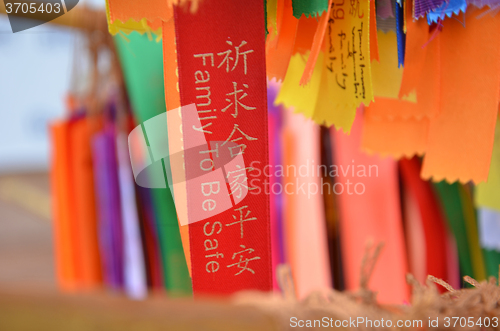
[
  {"left": 5, "top": 2, "right": 61, "bottom": 14},
  {"left": 443, "top": 317, "right": 498, "bottom": 328}
]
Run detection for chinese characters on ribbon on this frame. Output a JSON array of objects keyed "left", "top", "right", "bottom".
[{"left": 174, "top": 0, "right": 271, "bottom": 295}]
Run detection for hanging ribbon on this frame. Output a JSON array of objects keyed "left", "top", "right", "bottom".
[
  {"left": 173, "top": 0, "right": 272, "bottom": 295},
  {"left": 399, "top": 157, "right": 448, "bottom": 283},
  {"left": 331, "top": 111, "right": 409, "bottom": 303}
]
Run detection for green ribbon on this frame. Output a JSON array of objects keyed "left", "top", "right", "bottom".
[
  {"left": 114, "top": 32, "right": 192, "bottom": 296},
  {"left": 291, "top": 0, "right": 329, "bottom": 18}
]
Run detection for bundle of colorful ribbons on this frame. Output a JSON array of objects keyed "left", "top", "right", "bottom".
[{"left": 51, "top": 0, "right": 500, "bottom": 305}]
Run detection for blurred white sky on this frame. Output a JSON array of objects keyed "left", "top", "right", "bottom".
[{"left": 0, "top": 0, "right": 105, "bottom": 173}]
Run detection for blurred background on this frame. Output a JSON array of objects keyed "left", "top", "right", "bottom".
[
  {"left": 2, "top": 1, "right": 500, "bottom": 329},
  {"left": 0, "top": 0, "right": 103, "bottom": 288}
]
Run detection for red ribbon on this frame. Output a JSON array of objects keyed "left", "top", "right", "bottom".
[{"left": 173, "top": 0, "right": 272, "bottom": 295}]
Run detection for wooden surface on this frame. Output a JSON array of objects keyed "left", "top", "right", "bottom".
[{"left": 0, "top": 286, "right": 280, "bottom": 331}]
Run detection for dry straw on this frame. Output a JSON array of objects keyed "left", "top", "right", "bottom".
[{"left": 234, "top": 242, "right": 500, "bottom": 330}]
